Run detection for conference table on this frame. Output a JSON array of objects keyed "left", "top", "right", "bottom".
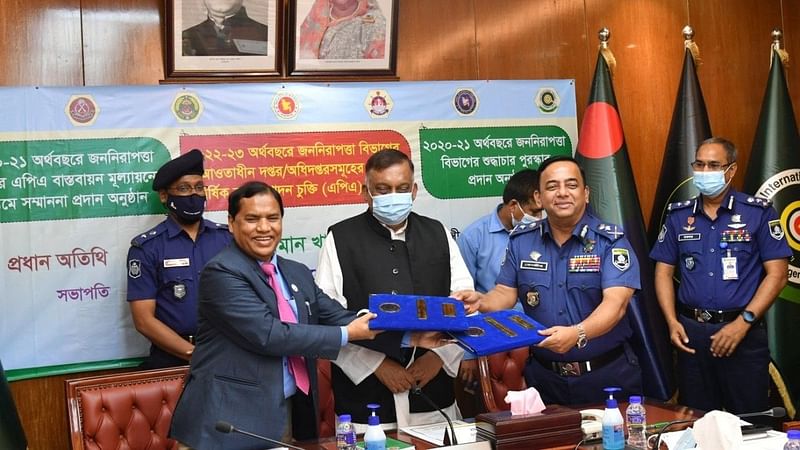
[{"left": 297, "top": 400, "right": 704, "bottom": 450}]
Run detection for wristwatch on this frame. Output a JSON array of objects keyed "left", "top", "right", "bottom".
[
  {"left": 741, "top": 310, "right": 757, "bottom": 324},
  {"left": 575, "top": 323, "right": 588, "bottom": 349}
]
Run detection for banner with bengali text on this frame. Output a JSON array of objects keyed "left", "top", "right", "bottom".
[{"left": 0, "top": 80, "right": 576, "bottom": 379}]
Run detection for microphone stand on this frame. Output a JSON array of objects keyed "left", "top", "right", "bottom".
[{"left": 411, "top": 385, "right": 458, "bottom": 445}]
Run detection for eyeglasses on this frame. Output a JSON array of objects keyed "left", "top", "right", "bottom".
[
  {"left": 170, "top": 184, "right": 206, "bottom": 195},
  {"left": 690, "top": 161, "right": 734, "bottom": 171}
]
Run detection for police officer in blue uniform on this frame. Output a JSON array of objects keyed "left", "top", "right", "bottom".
[
  {"left": 650, "top": 137, "right": 790, "bottom": 414},
  {"left": 456, "top": 156, "right": 642, "bottom": 405},
  {"left": 126, "top": 149, "right": 232, "bottom": 369}
]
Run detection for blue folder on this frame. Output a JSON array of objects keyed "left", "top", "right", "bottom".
[
  {"left": 450, "top": 310, "right": 547, "bottom": 356},
  {"left": 368, "top": 293, "right": 469, "bottom": 331}
]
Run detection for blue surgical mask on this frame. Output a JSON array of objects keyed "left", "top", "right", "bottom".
[
  {"left": 369, "top": 191, "right": 413, "bottom": 226},
  {"left": 511, "top": 203, "right": 539, "bottom": 228},
  {"left": 692, "top": 169, "right": 731, "bottom": 197},
  {"left": 167, "top": 194, "right": 205, "bottom": 224}
]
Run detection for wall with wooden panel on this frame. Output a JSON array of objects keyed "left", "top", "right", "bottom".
[{"left": 2, "top": 1, "right": 799, "bottom": 449}]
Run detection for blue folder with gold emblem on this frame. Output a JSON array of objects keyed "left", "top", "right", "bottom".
[
  {"left": 368, "top": 293, "right": 469, "bottom": 331},
  {"left": 449, "top": 310, "right": 547, "bottom": 356}
]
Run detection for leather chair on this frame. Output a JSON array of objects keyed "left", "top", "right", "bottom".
[
  {"left": 65, "top": 366, "right": 189, "bottom": 450},
  {"left": 478, "top": 347, "right": 529, "bottom": 412},
  {"left": 317, "top": 358, "right": 337, "bottom": 438}
]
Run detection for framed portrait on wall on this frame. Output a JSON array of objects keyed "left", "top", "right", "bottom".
[
  {"left": 166, "top": 0, "right": 281, "bottom": 78},
  {"left": 288, "top": 0, "right": 398, "bottom": 76}
]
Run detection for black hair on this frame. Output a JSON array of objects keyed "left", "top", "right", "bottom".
[
  {"left": 228, "top": 181, "right": 284, "bottom": 218},
  {"left": 502, "top": 169, "right": 539, "bottom": 204},
  {"left": 537, "top": 155, "right": 587, "bottom": 187},
  {"left": 697, "top": 137, "right": 737, "bottom": 164},
  {"left": 365, "top": 149, "right": 414, "bottom": 174}
]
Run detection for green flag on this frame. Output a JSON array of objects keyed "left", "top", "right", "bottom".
[
  {"left": 0, "top": 360, "right": 27, "bottom": 450},
  {"left": 742, "top": 49, "right": 800, "bottom": 417},
  {"left": 575, "top": 49, "right": 673, "bottom": 399},
  {"left": 647, "top": 48, "right": 711, "bottom": 246}
]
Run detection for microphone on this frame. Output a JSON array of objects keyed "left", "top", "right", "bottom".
[
  {"left": 651, "top": 407, "right": 787, "bottom": 448},
  {"left": 410, "top": 384, "right": 458, "bottom": 445},
  {"left": 215, "top": 420, "right": 304, "bottom": 450},
  {"left": 737, "top": 407, "right": 786, "bottom": 419}
]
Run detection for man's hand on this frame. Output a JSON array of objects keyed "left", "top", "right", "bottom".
[
  {"left": 346, "top": 312, "right": 380, "bottom": 341},
  {"left": 409, "top": 331, "right": 454, "bottom": 349},
  {"left": 710, "top": 319, "right": 749, "bottom": 357},
  {"left": 451, "top": 290, "right": 482, "bottom": 314},
  {"left": 374, "top": 359, "right": 415, "bottom": 393},
  {"left": 536, "top": 325, "right": 579, "bottom": 354},
  {"left": 408, "top": 351, "right": 444, "bottom": 389},
  {"left": 666, "top": 319, "right": 695, "bottom": 354}
]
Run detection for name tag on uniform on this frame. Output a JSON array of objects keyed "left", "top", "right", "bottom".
[
  {"left": 163, "top": 258, "right": 190, "bottom": 268},
  {"left": 520, "top": 260, "right": 548, "bottom": 271},
  {"left": 678, "top": 233, "right": 701, "bottom": 241}
]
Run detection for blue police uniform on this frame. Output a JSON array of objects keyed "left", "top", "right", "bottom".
[
  {"left": 126, "top": 217, "right": 231, "bottom": 368},
  {"left": 650, "top": 190, "right": 791, "bottom": 413},
  {"left": 496, "top": 211, "right": 642, "bottom": 405},
  {"left": 458, "top": 205, "right": 510, "bottom": 294}
]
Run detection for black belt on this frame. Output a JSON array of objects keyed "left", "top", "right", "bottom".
[
  {"left": 180, "top": 335, "right": 195, "bottom": 344},
  {"left": 533, "top": 346, "right": 624, "bottom": 377},
  {"left": 678, "top": 303, "right": 742, "bottom": 324}
]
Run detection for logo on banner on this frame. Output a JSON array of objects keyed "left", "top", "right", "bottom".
[
  {"left": 172, "top": 92, "right": 203, "bottom": 122},
  {"left": 453, "top": 89, "right": 478, "bottom": 116},
  {"left": 758, "top": 169, "right": 800, "bottom": 297},
  {"left": 535, "top": 88, "right": 560, "bottom": 114},
  {"left": 365, "top": 90, "right": 393, "bottom": 119},
  {"left": 65, "top": 95, "right": 99, "bottom": 126},
  {"left": 272, "top": 91, "right": 299, "bottom": 120}
]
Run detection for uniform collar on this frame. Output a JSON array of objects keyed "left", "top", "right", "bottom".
[
  {"left": 165, "top": 215, "right": 207, "bottom": 238},
  {"left": 695, "top": 188, "right": 738, "bottom": 215},
  {"left": 490, "top": 204, "right": 507, "bottom": 233},
  {"left": 541, "top": 210, "right": 596, "bottom": 242}
]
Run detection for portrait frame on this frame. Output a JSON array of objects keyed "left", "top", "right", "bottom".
[
  {"left": 287, "top": 0, "right": 398, "bottom": 76},
  {"left": 165, "top": 0, "right": 282, "bottom": 79}
]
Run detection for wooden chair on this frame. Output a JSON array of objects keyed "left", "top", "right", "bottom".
[
  {"left": 65, "top": 366, "right": 189, "bottom": 450},
  {"left": 478, "top": 347, "right": 530, "bottom": 412},
  {"left": 317, "top": 358, "right": 337, "bottom": 438}
]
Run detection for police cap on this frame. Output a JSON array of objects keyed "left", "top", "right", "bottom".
[{"left": 152, "top": 149, "right": 204, "bottom": 191}]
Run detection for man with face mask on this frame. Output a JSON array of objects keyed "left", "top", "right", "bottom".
[
  {"left": 126, "top": 149, "right": 232, "bottom": 369},
  {"left": 315, "top": 149, "right": 473, "bottom": 431},
  {"left": 650, "top": 137, "right": 790, "bottom": 414}
]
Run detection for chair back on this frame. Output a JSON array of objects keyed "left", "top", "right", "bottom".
[
  {"left": 317, "top": 358, "right": 336, "bottom": 438},
  {"left": 65, "top": 366, "right": 189, "bottom": 450},
  {"left": 478, "top": 347, "right": 529, "bottom": 412}
]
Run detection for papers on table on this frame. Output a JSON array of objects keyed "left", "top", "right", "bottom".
[{"left": 400, "top": 420, "right": 477, "bottom": 446}]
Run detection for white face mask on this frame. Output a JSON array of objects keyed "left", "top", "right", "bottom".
[{"left": 511, "top": 203, "right": 539, "bottom": 228}]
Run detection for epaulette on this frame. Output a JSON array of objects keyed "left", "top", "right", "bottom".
[
  {"left": 509, "top": 220, "right": 542, "bottom": 238},
  {"left": 741, "top": 195, "right": 772, "bottom": 208},
  {"left": 209, "top": 220, "right": 229, "bottom": 230},
  {"left": 594, "top": 223, "right": 626, "bottom": 242},
  {"left": 130, "top": 225, "right": 165, "bottom": 247},
  {"left": 666, "top": 199, "right": 695, "bottom": 213}
]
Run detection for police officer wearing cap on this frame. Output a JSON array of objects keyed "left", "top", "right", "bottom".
[
  {"left": 650, "top": 137, "right": 790, "bottom": 414},
  {"left": 454, "top": 155, "right": 642, "bottom": 405},
  {"left": 126, "top": 149, "right": 232, "bottom": 369}
]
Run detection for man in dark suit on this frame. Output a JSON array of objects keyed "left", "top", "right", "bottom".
[
  {"left": 169, "top": 181, "right": 379, "bottom": 449},
  {"left": 182, "top": 0, "right": 268, "bottom": 56}
]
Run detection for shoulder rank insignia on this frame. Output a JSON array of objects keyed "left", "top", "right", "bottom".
[
  {"left": 666, "top": 199, "right": 694, "bottom": 213},
  {"left": 130, "top": 225, "right": 165, "bottom": 247},
  {"left": 597, "top": 223, "right": 625, "bottom": 241},
  {"left": 745, "top": 196, "right": 772, "bottom": 208}
]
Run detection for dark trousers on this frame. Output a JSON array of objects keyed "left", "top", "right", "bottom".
[
  {"left": 677, "top": 316, "right": 770, "bottom": 414},
  {"left": 139, "top": 345, "right": 187, "bottom": 370},
  {"left": 523, "top": 344, "right": 642, "bottom": 405}
]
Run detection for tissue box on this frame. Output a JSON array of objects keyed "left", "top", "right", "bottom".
[{"left": 475, "top": 405, "right": 582, "bottom": 450}]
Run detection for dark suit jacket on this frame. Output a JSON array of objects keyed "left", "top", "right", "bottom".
[
  {"left": 169, "top": 243, "right": 355, "bottom": 450},
  {"left": 182, "top": 7, "right": 268, "bottom": 56}
]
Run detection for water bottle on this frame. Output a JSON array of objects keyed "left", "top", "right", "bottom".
[
  {"left": 364, "top": 404, "right": 386, "bottom": 450},
  {"left": 336, "top": 414, "right": 357, "bottom": 450},
  {"left": 625, "top": 395, "right": 647, "bottom": 449},
  {"left": 785, "top": 429, "right": 800, "bottom": 450},
  {"left": 602, "top": 387, "right": 624, "bottom": 450}
]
